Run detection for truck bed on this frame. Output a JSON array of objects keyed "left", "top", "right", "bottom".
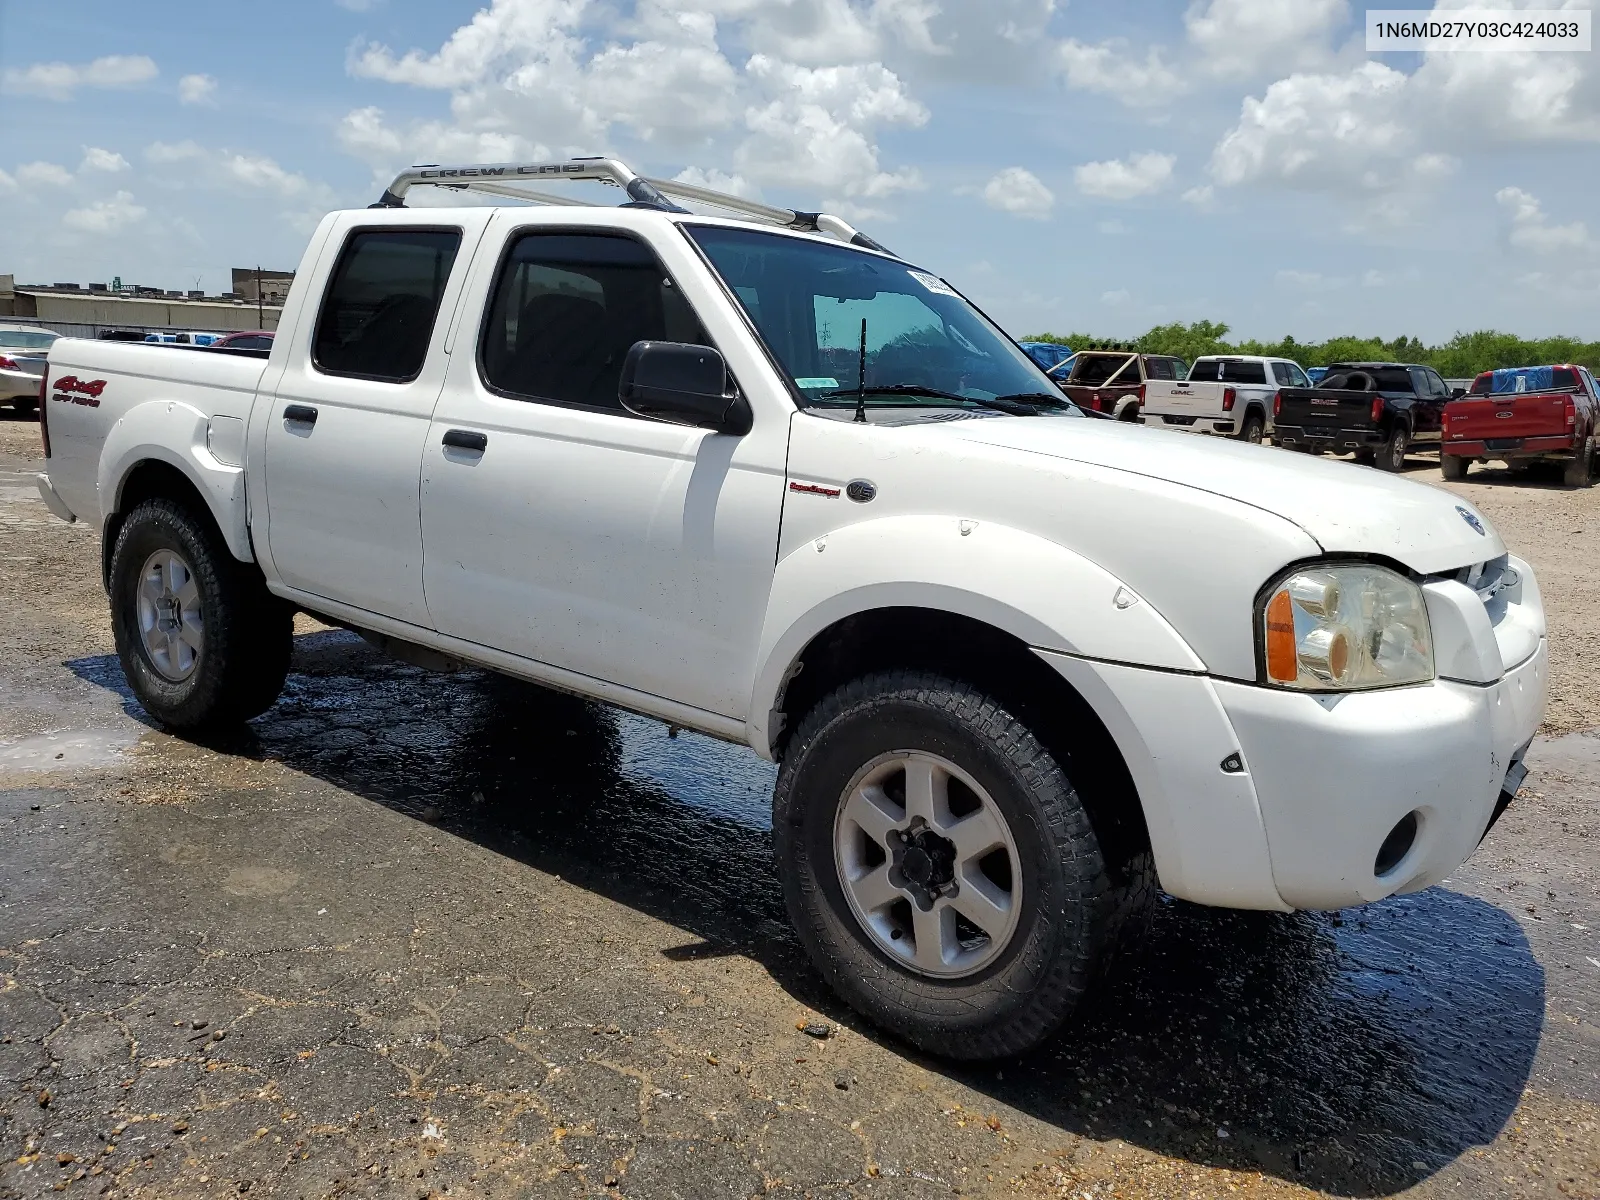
[{"left": 41, "top": 338, "right": 270, "bottom": 529}]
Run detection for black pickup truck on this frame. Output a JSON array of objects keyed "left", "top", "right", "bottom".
[{"left": 1273, "top": 362, "right": 1460, "bottom": 472}]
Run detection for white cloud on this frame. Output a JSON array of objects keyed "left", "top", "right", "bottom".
[
  {"left": 340, "top": 0, "right": 929, "bottom": 208},
  {"left": 62, "top": 190, "right": 146, "bottom": 233},
  {"left": 79, "top": 147, "right": 130, "bottom": 173},
  {"left": 178, "top": 74, "right": 218, "bottom": 105},
  {"left": 674, "top": 166, "right": 758, "bottom": 199},
  {"left": 1101, "top": 288, "right": 1132, "bottom": 305},
  {"left": 1275, "top": 269, "right": 1328, "bottom": 288},
  {"left": 1181, "top": 184, "right": 1215, "bottom": 206},
  {"left": 2, "top": 55, "right": 157, "bottom": 101},
  {"left": 1184, "top": 0, "right": 1348, "bottom": 76},
  {"left": 336, "top": 0, "right": 384, "bottom": 9},
  {"left": 1055, "top": 40, "right": 1184, "bottom": 108},
  {"left": 0, "top": 168, "right": 15, "bottom": 194},
  {"left": 1074, "top": 152, "right": 1175, "bottom": 200},
  {"left": 1496, "top": 186, "right": 1594, "bottom": 254},
  {"left": 145, "top": 140, "right": 207, "bottom": 163},
  {"left": 982, "top": 167, "right": 1054, "bottom": 219},
  {"left": 15, "top": 161, "right": 74, "bottom": 187}
]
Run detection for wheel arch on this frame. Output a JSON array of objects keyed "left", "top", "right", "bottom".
[
  {"left": 770, "top": 605, "right": 1153, "bottom": 879},
  {"left": 97, "top": 399, "right": 252, "bottom": 591}
]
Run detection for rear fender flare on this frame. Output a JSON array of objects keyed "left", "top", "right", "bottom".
[
  {"left": 97, "top": 399, "right": 252, "bottom": 562},
  {"left": 747, "top": 515, "right": 1205, "bottom": 756}
]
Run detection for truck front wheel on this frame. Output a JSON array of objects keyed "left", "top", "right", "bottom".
[
  {"left": 773, "top": 670, "right": 1136, "bottom": 1059},
  {"left": 109, "top": 499, "right": 292, "bottom": 730}
]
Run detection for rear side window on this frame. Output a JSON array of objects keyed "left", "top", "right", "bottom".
[
  {"left": 480, "top": 232, "right": 708, "bottom": 412},
  {"left": 313, "top": 229, "right": 462, "bottom": 382},
  {"left": 1271, "top": 362, "right": 1292, "bottom": 385}
]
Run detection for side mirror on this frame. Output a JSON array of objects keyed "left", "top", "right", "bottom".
[
  {"left": 619, "top": 341, "right": 752, "bottom": 436},
  {"left": 1451, "top": 387, "right": 1465, "bottom": 399}
]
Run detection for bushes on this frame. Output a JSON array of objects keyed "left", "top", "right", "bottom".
[{"left": 1021, "top": 321, "right": 1600, "bottom": 377}]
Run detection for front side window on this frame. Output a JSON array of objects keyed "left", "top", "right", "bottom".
[
  {"left": 313, "top": 229, "right": 462, "bottom": 382},
  {"left": 480, "top": 232, "right": 708, "bottom": 412},
  {"left": 1271, "top": 362, "right": 1292, "bottom": 386},
  {"left": 687, "top": 225, "right": 1071, "bottom": 416}
]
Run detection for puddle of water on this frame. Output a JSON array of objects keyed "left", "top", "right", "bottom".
[{"left": 0, "top": 728, "right": 139, "bottom": 770}]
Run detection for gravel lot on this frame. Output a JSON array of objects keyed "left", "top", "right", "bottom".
[{"left": 1, "top": 415, "right": 1596, "bottom": 1200}]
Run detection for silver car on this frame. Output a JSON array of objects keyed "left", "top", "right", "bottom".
[{"left": 0, "top": 325, "right": 61, "bottom": 414}]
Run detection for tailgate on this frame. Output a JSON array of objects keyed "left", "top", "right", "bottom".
[
  {"left": 1277, "top": 387, "right": 1374, "bottom": 430},
  {"left": 1144, "top": 381, "right": 1216, "bottom": 419},
  {"left": 1060, "top": 384, "right": 1136, "bottom": 414},
  {"left": 1446, "top": 391, "right": 1570, "bottom": 443}
]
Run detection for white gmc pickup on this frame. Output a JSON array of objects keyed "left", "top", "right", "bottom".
[
  {"left": 1143, "top": 354, "right": 1312, "bottom": 442},
  {"left": 35, "top": 159, "right": 1547, "bottom": 1060}
]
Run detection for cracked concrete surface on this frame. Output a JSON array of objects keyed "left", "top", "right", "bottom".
[{"left": 1, "top": 416, "right": 1598, "bottom": 1200}]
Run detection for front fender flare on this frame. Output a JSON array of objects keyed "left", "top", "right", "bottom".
[
  {"left": 747, "top": 514, "right": 1204, "bottom": 756},
  {"left": 98, "top": 399, "right": 252, "bottom": 563}
]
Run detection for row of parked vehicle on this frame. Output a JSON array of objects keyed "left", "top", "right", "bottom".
[{"left": 1034, "top": 344, "right": 1600, "bottom": 485}]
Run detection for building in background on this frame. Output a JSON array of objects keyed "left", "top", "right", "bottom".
[
  {"left": 0, "top": 273, "right": 285, "bottom": 339},
  {"left": 231, "top": 268, "right": 295, "bottom": 305}
]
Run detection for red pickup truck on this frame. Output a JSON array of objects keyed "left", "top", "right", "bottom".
[{"left": 1441, "top": 364, "right": 1600, "bottom": 486}]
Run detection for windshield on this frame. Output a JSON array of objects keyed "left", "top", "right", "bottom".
[
  {"left": 686, "top": 225, "right": 1073, "bottom": 415},
  {"left": 0, "top": 330, "right": 59, "bottom": 350}
]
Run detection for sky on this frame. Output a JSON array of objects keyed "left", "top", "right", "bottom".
[{"left": 0, "top": 0, "right": 1596, "bottom": 343}]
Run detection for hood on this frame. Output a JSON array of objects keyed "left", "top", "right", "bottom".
[{"left": 944, "top": 416, "right": 1504, "bottom": 575}]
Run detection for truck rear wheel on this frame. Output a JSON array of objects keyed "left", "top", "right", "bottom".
[
  {"left": 1239, "top": 412, "right": 1264, "bottom": 444},
  {"left": 1564, "top": 434, "right": 1594, "bottom": 488},
  {"left": 1441, "top": 454, "right": 1470, "bottom": 481},
  {"left": 109, "top": 498, "right": 292, "bottom": 730},
  {"left": 773, "top": 670, "right": 1136, "bottom": 1060},
  {"left": 1376, "top": 428, "right": 1409, "bottom": 472}
]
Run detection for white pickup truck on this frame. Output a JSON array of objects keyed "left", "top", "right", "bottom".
[
  {"left": 35, "top": 159, "right": 1547, "bottom": 1060},
  {"left": 1142, "top": 354, "right": 1313, "bottom": 442}
]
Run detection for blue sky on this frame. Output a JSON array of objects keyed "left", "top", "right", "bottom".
[{"left": 0, "top": 0, "right": 1595, "bottom": 343}]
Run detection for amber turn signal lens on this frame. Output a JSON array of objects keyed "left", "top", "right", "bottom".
[{"left": 1265, "top": 589, "right": 1297, "bottom": 682}]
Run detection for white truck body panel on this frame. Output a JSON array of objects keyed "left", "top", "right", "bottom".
[{"left": 36, "top": 201, "right": 1545, "bottom": 914}]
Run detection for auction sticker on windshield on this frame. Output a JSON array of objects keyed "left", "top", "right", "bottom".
[
  {"left": 908, "top": 270, "right": 960, "bottom": 297},
  {"left": 795, "top": 377, "right": 840, "bottom": 390}
]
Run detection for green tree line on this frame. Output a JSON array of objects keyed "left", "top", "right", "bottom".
[{"left": 1024, "top": 322, "right": 1600, "bottom": 378}]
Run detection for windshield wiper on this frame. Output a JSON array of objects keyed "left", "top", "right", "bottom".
[
  {"left": 815, "top": 385, "right": 1043, "bottom": 415},
  {"left": 994, "top": 391, "right": 1072, "bottom": 409}
]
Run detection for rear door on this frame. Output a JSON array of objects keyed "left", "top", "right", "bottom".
[{"left": 262, "top": 216, "right": 491, "bottom": 625}]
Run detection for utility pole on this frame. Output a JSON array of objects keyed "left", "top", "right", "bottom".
[{"left": 256, "top": 265, "right": 264, "bottom": 330}]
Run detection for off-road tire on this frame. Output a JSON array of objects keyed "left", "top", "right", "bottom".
[
  {"left": 1441, "top": 454, "right": 1470, "bottom": 481},
  {"left": 773, "top": 670, "right": 1137, "bottom": 1060},
  {"left": 1239, "top": 412, "right": 1265, "bottom": 444},
  {"left": 1564, "top": 434, "right": 1594, "bottom": 488},
  {"left": 109, "top": 498, "right": 292, "bottom": 730},
  {"left": 1376, "top": 427, "right": 1409, "bottom": 472}
]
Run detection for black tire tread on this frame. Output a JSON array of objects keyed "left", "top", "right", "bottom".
[
  {"left": 109, "top": 498, "right": 291, "bottom": 729},
  {"left": 773, "top": 669, "right": 1140, "bottom": 1060}
]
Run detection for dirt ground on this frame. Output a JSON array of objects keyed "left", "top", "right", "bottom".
[{"left": 0, "top": 414, "right": 1597, "bottom": 1200}]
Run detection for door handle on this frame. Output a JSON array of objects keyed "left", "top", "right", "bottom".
[
  {"left": 442, "top": 429, "right": 488, "bottom": 453},
  {"left": 283, "top": 404, "right": 318, "bottom": 425}
]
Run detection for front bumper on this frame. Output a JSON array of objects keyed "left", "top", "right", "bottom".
[{"left": 1038, "top": 634, "right": 1547, "bottom": 913}]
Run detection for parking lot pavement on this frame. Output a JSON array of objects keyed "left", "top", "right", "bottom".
[{"left": 1, "top": 417, "right": 1597, "bottom": 1200}]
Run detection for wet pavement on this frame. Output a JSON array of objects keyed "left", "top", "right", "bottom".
[{"left": 1, "top": 419, "right": 1598, "bottom": 1199}]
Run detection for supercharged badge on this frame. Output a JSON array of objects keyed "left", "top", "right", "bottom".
[{"left": 1456, "top": 505, "right": 1486, "bottom": 535}]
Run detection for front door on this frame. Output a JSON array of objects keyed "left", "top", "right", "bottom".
[
  {"left": 419, "top": 224, "right": 786, "bottom": 720},
  {"left": 263, "top": 221, "right": 483, "bottom": 626}
]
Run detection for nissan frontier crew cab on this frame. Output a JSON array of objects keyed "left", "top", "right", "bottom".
[{"left": 35, "top": 159, "right": 1547, "bottom": 1061}]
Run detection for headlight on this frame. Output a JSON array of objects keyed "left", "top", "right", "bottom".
[{"left": 1260, "top": 563, "right": 1433, "bottom": 690}]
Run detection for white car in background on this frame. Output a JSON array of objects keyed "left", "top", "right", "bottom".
[{"left": 0, "top": 325, "right": 60, "bottom": 414}]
